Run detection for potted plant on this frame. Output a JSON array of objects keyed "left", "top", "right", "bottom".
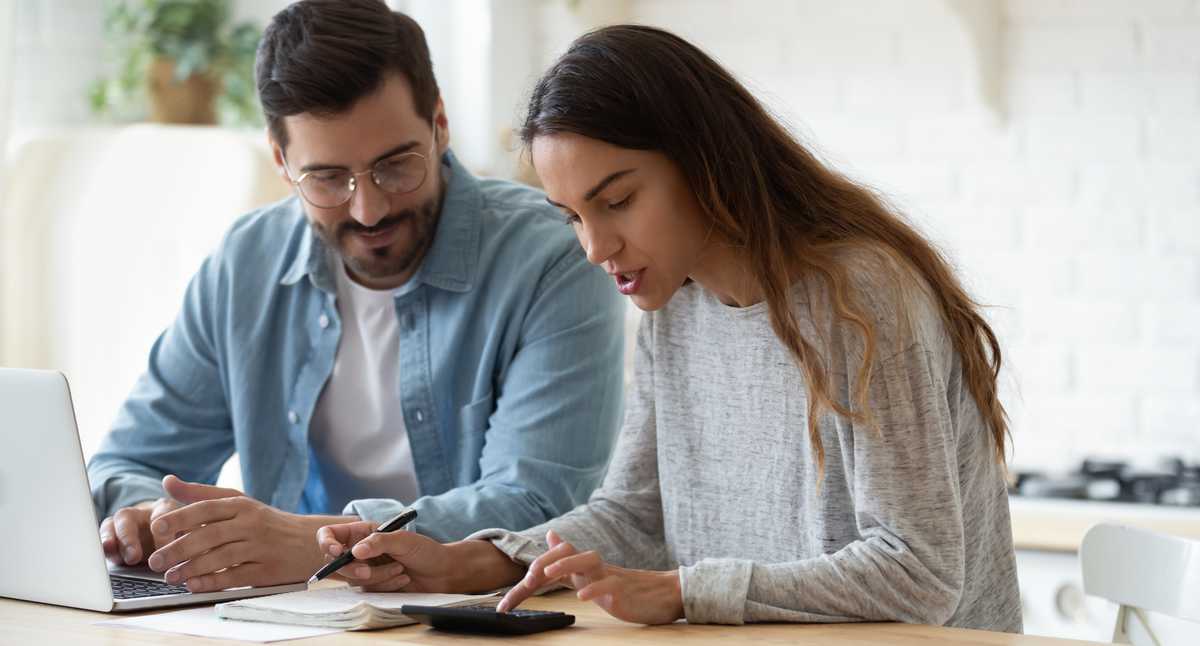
[{"left": 88, "top": 0, "right": 262, "bottom": 126}]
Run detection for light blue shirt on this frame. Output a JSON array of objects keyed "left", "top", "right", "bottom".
[{"left": 87, "top": 151, "right": 626, "bottom": 542}]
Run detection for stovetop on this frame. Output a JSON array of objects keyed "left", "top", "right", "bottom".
[{"left": 1010, "top": 457, "right": 1200, "bottom": 507}]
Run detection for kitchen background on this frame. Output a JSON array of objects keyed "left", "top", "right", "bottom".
[{"left": 0, "top": 0, "right": 1198, "bottom": 640}]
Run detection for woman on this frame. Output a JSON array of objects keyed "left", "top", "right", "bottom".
[{"left": 315, "top": 25, "right": 1021, "bottom": 632}]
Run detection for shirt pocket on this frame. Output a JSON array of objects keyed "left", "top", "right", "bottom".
[
  {"left": 459, "top": 390, "right": 495, "bottom": 431},
  {"left": 455, "top": 391, "right": 494, "bottom": 481}
]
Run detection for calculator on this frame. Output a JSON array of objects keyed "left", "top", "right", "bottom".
[{"left": 400, "top": 603, "right": 576, "bottom": 635}]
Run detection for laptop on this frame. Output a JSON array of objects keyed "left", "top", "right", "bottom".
[{"left": 0, "top": 368, "right": 306, "bottom": 611}]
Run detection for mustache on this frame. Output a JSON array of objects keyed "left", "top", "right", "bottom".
[{"left": 337, "top": 210, "right": 415, "bottom": 237}]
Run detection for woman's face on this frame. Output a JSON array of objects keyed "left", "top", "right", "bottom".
[{"left": 532, "top": 133, "right": 712, "bottom": 311}]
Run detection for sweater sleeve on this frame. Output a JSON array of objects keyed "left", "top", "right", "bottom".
[
  {"left": 681, "top": 325, "right": 969, "bottom": 625},
  {"left": 466, "top": 313, "right": 669, "bottom": 572}
]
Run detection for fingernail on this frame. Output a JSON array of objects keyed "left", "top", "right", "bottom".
[
  {"left": 353, "top": 565, "right": 370, "bottom": 578},
  {"left": 396, "top": 575, "right": 411, "bottom": 586},
  {"left": 151, "top": 520, "right": 166, "bottom": 535},
  {"left": 327, "top": 544, "right": 341, "bottom": 556},
  {"left": 124, "top": 547, "right": 137, "bottom": 562},
  {"left": 164, "top": 568, "right": 180, "bottom": 584},
  {"left": 148, "top": 554, "right": 162, "bottom": 570}
]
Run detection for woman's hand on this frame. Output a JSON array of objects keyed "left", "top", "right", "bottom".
[
  {"left": 315, "top": 521, "right": 524, "bottom": 593},
  {"left": 497, "top": 530, "right": 684, "bottom": 625}
]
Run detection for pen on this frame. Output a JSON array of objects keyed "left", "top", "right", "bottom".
[{"left": 308, "top": 508, "right": 417, "bottom": 584}]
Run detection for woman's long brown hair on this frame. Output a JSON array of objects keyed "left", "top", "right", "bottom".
[{"left": 521, "top": 25, "right": 1009, "bottom": 473}]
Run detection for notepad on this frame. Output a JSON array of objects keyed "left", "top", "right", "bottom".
[{"left": 215, "top": 586, "right": 499, "bottom": 631}]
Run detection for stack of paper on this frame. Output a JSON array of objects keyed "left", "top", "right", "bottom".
[
  {"left": 216, "top": 586, "right": 498, "bottom": 631},
  {"left": 97, "top": 607, "right": 342, "bottom": 643}
]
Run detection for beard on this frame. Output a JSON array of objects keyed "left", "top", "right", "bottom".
[{"left": 311, "top": 194, "right": 441, "bottom": 284}]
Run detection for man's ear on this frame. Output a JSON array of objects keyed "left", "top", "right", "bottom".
[
  {"left": 267, "top": 133, "right": 290, "bottom": 182},
  {"left": 432, "top": 97, "right": 450, "bottom": 151}
]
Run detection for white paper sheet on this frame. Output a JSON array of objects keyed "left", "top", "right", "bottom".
[
  {"left": 224, "top": 587, "right": 491, "bottom": 612},
  {"left": 216, "top": 587, "right": 498, "bottom": 630},
  {"left": 96, "top": 606, "right": 342, "bottom": 643}
]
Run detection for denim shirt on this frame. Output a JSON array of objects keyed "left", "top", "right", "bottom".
[{"left": 87, "top": 151, "right": 626, "bottom": 542}]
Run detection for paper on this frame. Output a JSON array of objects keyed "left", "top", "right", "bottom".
[
  {"left": 96, "top": 606, "right": 342, "bottom": 642},
  {"left": 217, "top": 587, "right": 498, "bottom": 630},
  {"left": 225, "top": 586, "right": 489, "bottom": 612}
]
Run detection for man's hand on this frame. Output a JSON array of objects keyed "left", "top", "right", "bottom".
[
  {"left": 145, "top": 475, "right": 351, "bottom": 592},
  {"left": 497, "top": 530, "right": 684, "bottom": 625},
  {"left": 99, "top": 496, "right": 182, "bottom": 566}
]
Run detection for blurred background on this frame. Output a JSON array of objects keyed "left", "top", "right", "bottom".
[{"left": 0, "top": 1, "right": 1198, "bottom": 638}]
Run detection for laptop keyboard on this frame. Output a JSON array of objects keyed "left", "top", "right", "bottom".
[{"left": 110, "top": 574, "right": 190, "bottom": 599}]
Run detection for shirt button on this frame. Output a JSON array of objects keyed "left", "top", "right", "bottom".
[
  {"left": 415, "top": 409, "right": 424, "bottom": 423},
  {"left": 288, "top": 411, "right": 299, "bottom": 425},
  {"left": 318, "top": 314, "right": 329, "bottom": 329}
]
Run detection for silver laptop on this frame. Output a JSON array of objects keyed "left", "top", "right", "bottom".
[{"left": 0, "top": 368, "right": 306, "bottom": 611}]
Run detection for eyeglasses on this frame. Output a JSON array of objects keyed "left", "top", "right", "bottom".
[{"left": 282, "top": 137, "right": 437, "bottom": 209}]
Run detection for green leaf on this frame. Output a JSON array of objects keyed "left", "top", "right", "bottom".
[{"left": 87, "top": 0, "right": 262, "bottom": 125}]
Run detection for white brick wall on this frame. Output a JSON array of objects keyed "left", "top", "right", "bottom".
[
  {"left": 7, "top": 0, "right": 1198, "bottom": 472},
  {"left": 624, "top": 0, "right": 1200, "bottom": 470},
  {"left": 10, "top": 0, "right": 106, "bottom": 131}
]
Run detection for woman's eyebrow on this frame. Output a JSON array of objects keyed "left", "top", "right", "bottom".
[
  {"left": 545, "top": 168, "right": 637, "bottom": 209},
  {"left": 583, "top": 168, "right": 636, "bottom": 201}
]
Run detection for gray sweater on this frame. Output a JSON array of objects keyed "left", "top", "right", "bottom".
[{"left": 468, "top": 252, "right": 1022, "bottom": 632}]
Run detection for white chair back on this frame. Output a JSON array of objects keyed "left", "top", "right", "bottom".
[
  {"left": 0, "top": 125, "right": 289, "bottom": 461},
  {"left": 1080, "top": 523, "right": 1200, "bottom": 646}
]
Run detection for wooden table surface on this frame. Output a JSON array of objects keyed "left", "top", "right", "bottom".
[{"left": 0, "top": 588, "right": 1110, "bottom": 645}]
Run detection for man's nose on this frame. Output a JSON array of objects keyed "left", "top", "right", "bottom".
[{"left": 347, "top": 175, "right": 389, "bottom": 227}]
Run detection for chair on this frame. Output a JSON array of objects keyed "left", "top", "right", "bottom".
[
  {"left": 1080, "top": 523, "right": 1200, "bottom": 645},
  {"left": 0, "top": 125, "right": 289, "bottom": 466}
]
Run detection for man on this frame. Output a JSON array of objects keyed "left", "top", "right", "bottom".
[{"left": 87, "top": 0, "right": 624, "bottom": 593}]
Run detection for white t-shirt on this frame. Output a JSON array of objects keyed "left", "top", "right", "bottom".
[{"left": 308, "top": 262, "right": 421, "bottom": 511}]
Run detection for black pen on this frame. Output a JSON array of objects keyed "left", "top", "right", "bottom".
[{"left": 308, "top": 508, "right": 418, "bottom": 584}]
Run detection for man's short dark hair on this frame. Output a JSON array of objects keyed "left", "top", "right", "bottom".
[{"left": 256, "top": 0, "right": 440, "bottom": 149}]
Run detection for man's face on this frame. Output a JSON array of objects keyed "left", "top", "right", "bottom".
[{"left": 272, "top": 73, "right": 449, "bottom": 289}]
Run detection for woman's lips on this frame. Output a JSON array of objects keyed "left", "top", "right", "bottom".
[{"left": 615, "top": 269, "right": 644, "bottom": 295}]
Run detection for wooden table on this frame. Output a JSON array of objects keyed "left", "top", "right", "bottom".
[{"left": 0, "top": 589, "right": 1111, "bottom": 645}]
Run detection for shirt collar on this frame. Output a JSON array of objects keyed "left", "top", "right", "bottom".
[{"left": 279, "top": 150, "right": 481, "bottom": 294}]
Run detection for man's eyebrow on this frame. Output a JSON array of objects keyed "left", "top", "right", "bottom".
[
  {"left": 298, "top": 141, "right": 420, "bottom": 173},
  {"left": 545, "top": 168, "right": 637, "bottom": 210}
]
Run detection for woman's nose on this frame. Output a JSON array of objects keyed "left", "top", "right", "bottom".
[{"left": 580, "top": 224, "right": 620, "bottom": 266}]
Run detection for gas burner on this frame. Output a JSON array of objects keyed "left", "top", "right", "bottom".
[{"left": 1010, "top": 457, "right": 1200, "bottom": 507}]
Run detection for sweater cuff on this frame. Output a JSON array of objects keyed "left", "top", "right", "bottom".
[
  {"left": 464, "top": 527, "right": 548, "bottom": 566},
  {"left": 464, "top": 527, "right": 564, "bottom": 596},
  {"left": 679, "top": 558, "right": 753, "bottom": 624}
]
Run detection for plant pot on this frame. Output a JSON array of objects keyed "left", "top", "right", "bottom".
[{"left": 147, "top": 58, "right": 219, "bottom": 125}]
